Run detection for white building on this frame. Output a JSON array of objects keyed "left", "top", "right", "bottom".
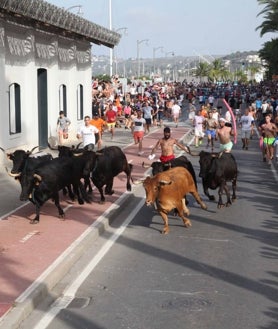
[{"left": 0, "top": 0, "right": 120, "bottom": 163}]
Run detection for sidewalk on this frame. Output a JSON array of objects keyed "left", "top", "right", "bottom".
[{"left": 0, "top": 122, "right": 193, "bottom": 328}]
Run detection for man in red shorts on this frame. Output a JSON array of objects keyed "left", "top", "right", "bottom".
[
  {"left": 131, "top": 109, "right": 146, "bottom": 155},
  {"left": 150, "top": 127, "right": 189, "bottom": 163}
]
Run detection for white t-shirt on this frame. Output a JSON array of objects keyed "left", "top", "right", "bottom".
[
  {"left": 77, "top": 125, "right": 99, "bottom": 147},
  {"left": 133, "top": 117, "right": 146, "bottom": 132},
  {"left": 240, "top": 115, "right": 254, "bottom": 131},
  {"left": 172, "top": 104, "right": 181, "bottom": 115},
  {"left": 225, "top": 111, "right": 232, "bottom": 123}
]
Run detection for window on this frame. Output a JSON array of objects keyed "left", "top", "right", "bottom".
[
  {"left": 77, "top": 84, "right": 84, "bottom": 120},
  {"left": 59, "top": 84, "right": 67, "bottom": 115},
  {"left": 9, "top": 83, "right": 21, "bottom": 134}
]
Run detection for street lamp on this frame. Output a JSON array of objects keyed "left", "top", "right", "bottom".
[
  {"left": 113, "top": 27, "right": 128, "bottom": 76},
  {"left": 164, "top": 51, "right": 174, "bottom": 81},
  {"left": 165, "top": 51, "right": 174, "bottom": 57},
  {"left": 65, "top": 5, "right": 83, "bottom": 15},
  {"left": 137, "top": 39, "right": 149, "bottom": 78},
  {"left": 153, "top": 46, "right": 163, "bottom": 76}
]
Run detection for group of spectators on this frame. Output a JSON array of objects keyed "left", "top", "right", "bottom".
[{"left": 88, "top": 77, "right": 278, "bottom": 160}]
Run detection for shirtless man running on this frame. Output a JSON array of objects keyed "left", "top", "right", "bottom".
[
  {"left": 150, "top": 127, "right": 189, "bottom": 163},
  {"left": 216, "top": 118, "right": 234, "bottom": 153}
]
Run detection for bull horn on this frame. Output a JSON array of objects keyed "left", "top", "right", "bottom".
[
  {"left": 142, "top": 162, "right": 151, "bottom": 168},
  {"left": 73, "top": 152, "right": 83, "bottom": 157},
  {"left": 163, "top": 163, "right": 171, "bottom": 167},
  {"left": 28, "top": 146, "right": 39, "bottom": 154},
  {"left": 188, "top": 149, "right": 200, "bottom": 156},
  {"left": 159, "top": 180, "right": 171, "bottom": 185},
  {"left": 76, "top": 142, "right": 83, "bottom": 149},
  {"left": 133, "top": 179, "right": 144, "bottom": 185},
  {"left": 47, "top": 142, "right": 58, "bottom": 151},
  {"left": 0, "top": 146, "right": 5, "bottom": 153},
  {"left": 5, "top": 167, "right": 21, "bottom": 177},
  {"left": 33, "top": 173, "right": 42, "bottom": 181}
]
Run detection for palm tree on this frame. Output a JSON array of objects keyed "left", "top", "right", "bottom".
[
  {"left": 256, "top": 0, "right": 278, "bottom": 76},
  {"left": 259, "top": 38, "right": 278, "bottom": 77},
  {"left": 193, "top": 62, "right": 210, "bottom": 82},
  {"left": 208, "top": 59, "right": 228, "bottom": 83},
  {"left": 256, "top": 0, "right": 278, "bottom": 36}
]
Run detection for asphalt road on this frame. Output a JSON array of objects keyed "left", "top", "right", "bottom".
[{"left": 18, "top": 122, "right": 278, "bottom": 329}]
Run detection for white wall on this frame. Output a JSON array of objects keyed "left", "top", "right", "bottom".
[{"left": 0, "top": 19, "right": 92, "bottom": 163}]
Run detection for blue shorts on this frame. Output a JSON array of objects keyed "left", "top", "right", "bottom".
[{"left": 206, "top": 129, "right": 216, "bottom": 138}]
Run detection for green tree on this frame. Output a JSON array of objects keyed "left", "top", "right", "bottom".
[
  {"left": 208, "top": 59, "right": 229, "bottom": 83},
  {"left": 259, "top": 38, "right": 278, "bottom": 77},
  {"left": 256, "top": 0, "right": 278, "bottom": 75},
  {"left": 256, "top": 0, "right": 278, "bottom": 36},
  {"left": 193, "top": 62, "right": 210, "bottom": 82}
]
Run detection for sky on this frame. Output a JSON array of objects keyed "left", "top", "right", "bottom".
[{"left": 46, "top": 0, "right": 276, "bottom": 60}]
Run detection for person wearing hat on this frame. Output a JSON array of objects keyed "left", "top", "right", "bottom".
[
  {"left": 150, "top": 127, "right": 189, "bottom": 163},
  {"left": 216, "top": 118, "right": 234, "bottom": 152},
  {"left": 130, "top": 109, "right": 146, "bottom": 156}
]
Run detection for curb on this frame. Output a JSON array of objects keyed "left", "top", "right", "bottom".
[
  {"left": 0, "top": 190, "right": 132, "bottom": 329},
  {"left": 0, "top": 123, "right": 193, "bottom": 328}
]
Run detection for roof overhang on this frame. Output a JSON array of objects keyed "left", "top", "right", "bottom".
[{"left": 0, "top": 0, "right": 121, "bottom": 48}]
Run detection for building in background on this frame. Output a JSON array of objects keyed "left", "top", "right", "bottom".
[{"left": 0, "top": 0, "right": 120, "bottom": 161}]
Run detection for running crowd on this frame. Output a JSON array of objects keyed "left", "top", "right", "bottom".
[{"left": 78, "top": 77, "right": 278, "bottom": 162}]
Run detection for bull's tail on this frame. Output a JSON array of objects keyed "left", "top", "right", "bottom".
[
  {"left": 187, "top": 162, "right": 198, "bottom": 189},
  {"left": 129, "top": 164, "right": 136, "bottom": 184}
]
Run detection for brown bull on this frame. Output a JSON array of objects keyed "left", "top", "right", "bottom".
[{"left": 142, "top": 167, "right": 207, "bottom": 234}]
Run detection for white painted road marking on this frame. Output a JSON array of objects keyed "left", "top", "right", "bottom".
[{"left": 32, "top": 197, "right": 145, "bottom": 329}]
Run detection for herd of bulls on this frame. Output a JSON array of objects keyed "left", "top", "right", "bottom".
[
  {"left": 0, "top": 145, "right": 132, "bottom": 224},
  {"left": 0, "top": 144, "right": 238, "bottom": 233}
]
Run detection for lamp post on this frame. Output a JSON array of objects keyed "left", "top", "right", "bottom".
[
  {"left": 165, "top": 51, "right": 174, "bottom": 57},
  {"left": 108, "top": 0, "right": 113, "bottom": 77},
  {"left": 164, "top": 51, "right": 174, "bottom": 81},
  {"left": 65, "top": 5, "right": 83, "bottom": 15},
  {"left": 153, "top": 46, "right": 163, "bottom": 76},
  {"left": 114, "top": 27, "right": 128, "bottom": 76},
  {"left": 137, "top": 39, "right": 149, "bottom": 78}
]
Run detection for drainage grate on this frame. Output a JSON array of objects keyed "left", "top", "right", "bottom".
[{"left": 67, "top": 297, "right": 92, "bottom": 309}]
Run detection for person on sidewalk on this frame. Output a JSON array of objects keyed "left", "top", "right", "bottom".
[
  {"left": 131, "top": 109, "right": 146, "bottom": 156},
  {"left": 76, "top": 115, "right": 99, "bottom": 150},
  {"left": 57, "top": 111, "right": 71, "bottom": 145},
  {"left": 150, "top": 126, "right": 189, "bottom": 163}
]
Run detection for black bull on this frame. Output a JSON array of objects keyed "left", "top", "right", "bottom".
[
  {"left": 91, "top": 146, "right": 133, "bottom": 203},
  {"left": 193, "top": 150, "right": 238, "bottom": 208},
  {"left": 18, "top": 157, "right": 91, "bottom": 224},
  {"left": 142, "top": 155, "right": 197, "bottom": 188}
]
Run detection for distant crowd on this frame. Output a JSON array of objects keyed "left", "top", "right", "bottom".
[{"left": 89, "top": 76, "right": 278, "bottom": 162}]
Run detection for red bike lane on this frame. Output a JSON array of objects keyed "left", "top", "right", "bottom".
[{"left": 0, "top": 126, "right": 191, "bottom": 323}]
